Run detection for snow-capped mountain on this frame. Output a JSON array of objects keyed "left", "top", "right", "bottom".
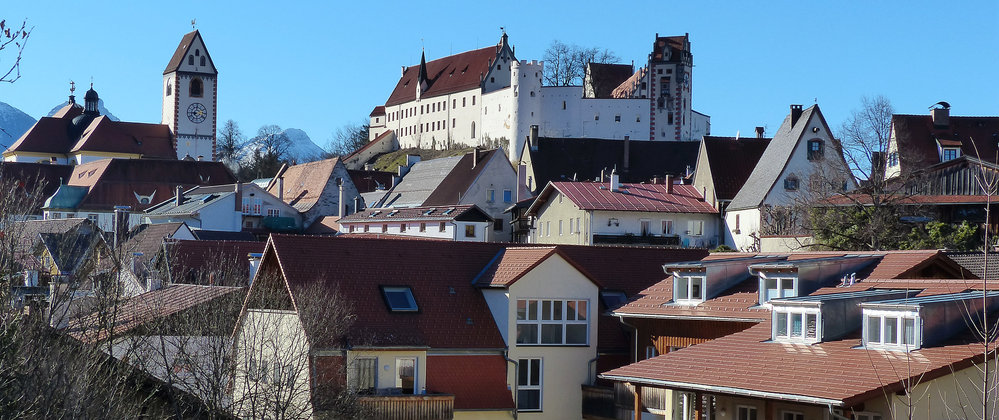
[
  {"left": 242, "top": 128, "right": 325, "bottom": 163},
  {"left": 0, "top": 101, "right": 36, "bottom": 149},
  {"left": 46, "top": 99, "right": 119, "bottom": 121}
]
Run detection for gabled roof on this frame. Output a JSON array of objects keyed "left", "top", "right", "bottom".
[
  {"left": 189, "top": 229, "right": 256, "bottom": 241},
  {"left": 473, "top": 247, "right": 599, "bottom": 288},
  {"left": 67, "top": 284, "right": 243, "bottom": 344},
  {"left": 586, "top": 63, "right": 634, "bottom": 98},
  {"left": 39, "top": 231, "right": 105, "bottom": 274},
  {"left": 378, "top": 155, "right": 463, "bottom": 208},
  {"left": 339, "top": 204, "right": 491, "bottom": 224},
  {"left": 728, "top": 105, "right": 843, "bottom": 211},
  {"left": 163, "top": 30, "right": 218, "bottom": 75},
  {"left": 261, "top": 235, "right": 507, "bottom": 349},
  {"left": 601, "top": 318, "right": 996, "bottom": 408},
  {"left": 4, "top": 116, "right": 78, "bottom": 155},
  {"left": 303, "top": 216, "right": 340, "bottom": 235},
  {"left": 893, "top": 113, "right": 999, "bottom": 170},
  {"left": 525, "top": 137, "right": 699, "bottom": 190},
  {"left": 144, "top": 187, "right": 234, "bottom": 216},
  {"left": 164, "top": 240, "right": 264, "bottom": 287},
  {"left": 610, "top": 68, "right": 646, "bottom": 99},
  {"left": 69, "top": 116, "right": 175, "bottom": 158},
  {"left": 424, "top": 149, "right": 505, "bottom": 206},
  {"left": 266, "top": 158, "right": 344, "bottom": 213},
  {"left": 123, "top": 222, "right": 188, "bottom": 259},
  {"left": 384, "top": 46, "right": 498, "bottom": 106},
  {"left": 54, "top": 159, "right": 236, "bottom": 212},
  {"left": 699, "top": 136, "right": 771, "bottom": 201},
  {"left": 369, "top": 105, "right": 385, "bottom": 117},
  {"left": 527, "top": 181, "right": 716, "bottom": 215}
]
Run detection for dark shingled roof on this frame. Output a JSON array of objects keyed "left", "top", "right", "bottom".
[
  {"left": 163, "top": 30, "right": 217, "bottom": 75},
  {"left": 0, "top": 162, "right": 74, "bottom": 211},
  {"left": 701, "top": 136, "right": 771, "bottom": 201},
  {"left": 165, "top": 240, "right": 264, "bottom": 287},
  {"left": 384, "top": 46, "right": 497, "bottom": 106},
  {"left": 893, "top": 114, "right": 999, "bottom": 172},
  {"left": 347, "top": 169, "right": 394, "bottom": 194},
  {"left": 526, "top": 137, "right": 699, "bottom": 192},
  {"left": 586, "top": 63, "right": 634, "bottom": 98}
]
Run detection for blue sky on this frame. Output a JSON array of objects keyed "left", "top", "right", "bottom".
[{"left": 2, "top": 1, "right": 996, "bottom": 148}]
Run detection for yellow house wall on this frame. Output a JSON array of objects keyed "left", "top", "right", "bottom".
[
  {"left": 233, "top": 309, "right": 313, "bottom": 419},
  {"left": 506, "top": 255, "right": 600, "bottom": 419},
  {"left": 532, "top": 190, "right": 588, "bottom": 245}
]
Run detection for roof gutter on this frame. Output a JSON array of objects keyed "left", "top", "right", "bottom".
[
  {"left": 612, "top": 312, "right": 766, "bottom": 323},
  {"left": 598, "top": 374, "right": 844, "bottom": 407}
]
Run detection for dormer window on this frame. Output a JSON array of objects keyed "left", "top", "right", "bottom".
[
  {"left": 760, "top": 276, "right": 796, "bottom": 304},
  {"left": 942, "top": 148, "right": 959, "bottom": 162},
  {"left": 863, "top": 311, "right": 919, "bottom": 351},
  {"left": 807, "top": 139, "right": 824, "bottom": 160},
  {"left": 673, "top": 275, "right": 705, "bottom": 305},
  {"left": 381, "top": 286, "right": 418, "bottom": 312},
  {"left": 772, "top": 308, "right": 819, "bottom": 343}
]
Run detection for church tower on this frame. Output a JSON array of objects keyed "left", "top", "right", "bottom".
[{"left": 163, "top": 30, "right": 218, "bottom": 160}]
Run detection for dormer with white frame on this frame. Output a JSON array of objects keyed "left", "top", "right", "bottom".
[
  {"left": 770, "top": 289, "right": 916, "bottom": 344},
  {"left": 663, "top": 255, "right": 788, "bottom": 306},
  {"left": 861, "top": 290, "right": 999, "bottom": 352},
  {"left": 935, "top": 138, "right": 962, "bottom": 162},
  {"left": 748, "top": 255, "right": 881, "bottom": 306}
]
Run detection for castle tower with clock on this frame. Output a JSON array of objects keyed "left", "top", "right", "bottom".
[{"left": 163, "top": 30, "right": 217, "bottom": 161}]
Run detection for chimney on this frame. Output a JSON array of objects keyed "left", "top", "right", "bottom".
[
  {"left": 755, "top": 126, "right": 765, "bottom": 138},
  {"left": 354, "top": 196, "right": 361, "bottom": 213},
  {"left": 790, "top": 105, "right": 803, "bottom": 127},
  {"left": 277, "top": 177, "right": 284, "bottom": 200},
  {"left": 931, "top": 106, "right": 950, "bottom": 128},
  {"left": 529, "top": 125, "right": 539, "bottom": 151},
  {"left": 623, "top": 136, "right": 631, "bottom": 174},
  {"left": 517, "top": 163, "right": 527, "bottom": 202},
  {"left": 472, "top": 148, "right": 479, "bottom": 168},
  {"left": 175, "top": 186, "right": 184, "bottom": 206},
  {"left": 665, "top": 175, "right": 674, "bottom": 194},
  {"left": 112, "top": 205, "right": 130, "bottom": 249},
  {"left": 234, "top": 183, "right": 242, "bottom": 211},
  {"left": 338, "top": 179, "right": 345, "bottom": 218},
  {"left": 609, "top": 169, "right": 620, "bottom": 192},
  {"left": 248, "top": 252, "right": 263, "bottom": 285}
]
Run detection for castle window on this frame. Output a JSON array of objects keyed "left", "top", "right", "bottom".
[
  {"left": 471, "top": 122, "right": 476, "bottom": 138},
  {"left": 453, "top": 99, "right": 457, "bottom": 108},
  {"left": 195, "top": 49, "right": 200, "bottom": 56},
  {"left": 472, "top": 96, "right": 476, "bottom": 105},
  {"left": 497, "top": 65, "right": 501, "bottom": 70},
  {"left": 200, "top": 56, "right": 206, "bottom": 66},
  {"left": 190, "top": 78, "right": 203, "bottom": 97},
  {"left": 784, "top": 176, "right": 799, "bottom": 191},
  {"left": 530, "top": 91, "right": 535, "bottom": 97},
  {"left": 594, "top": 115, "right": 599, "bottom": 121},
  {"left": 166, "top": 82, "right": 172, "bottom": 96},
  {"left": 463, "top": 98, "right": 467, "bottom": 107},
  {"left": 452, "top": 118, "right": 456, "bottom": 128},
  {"left": 615, "top": 115, "right": 621, "bottom": 122},
  {"left": 668, "top": 113, "right": 674, "bottom": 125},
  {"left": 807, "top": 139, "right": 825, "bottom": 160},
  {"left": 188, "top": 55, "right": 194, "bottom": 65},
  {"left": 562, "top": 101, "right": 566, "bottom": 110},
  {"left": 490, "top": 77, "right": 495, "bottom": 83}
]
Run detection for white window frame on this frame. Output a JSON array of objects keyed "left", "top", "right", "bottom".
[
  {"left": 737, "top": 405, "right": 759, "bottom": 420},
  {"left": 517, "top": 358, "right": 542, "bottom": 411},
  {"left": 781, "top": 411, "right": 805, "bottom": 420},
  {"left": 516, "top": 298, "right": 589, "bottom": 346},
  {"left": 772, "top": 307, "right": 821, "bottom": 343},
  {"left": 350, "top": 357, "right": 377, "bottom": 393},
  {"left": 863, "top": 309, "right": 920, "bottom": 351},
  {"left": 759, "top": 275, "right": 797, "bottom": 305},
  {"left": 662, "top": 219, "right": 674, "bottom": 235},
  {"left": 673, "top": 274, "right": 706, "bottom": 305},
  {"left": 688, "top": 219, "right": 704, "bottom": 236}
]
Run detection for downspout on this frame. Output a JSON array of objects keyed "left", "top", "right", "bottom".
[
  {"left": 617, "top": 315, "right": 640, "bottom": 363},
  {"left": 587, "top": 356, "right": 600, "bottom": 385},
  {"left": 827, "top": 405, "right": 850, "bottom": 420},
  {"left": 504, "top": 351, "right": 519, "bottom": 420}
]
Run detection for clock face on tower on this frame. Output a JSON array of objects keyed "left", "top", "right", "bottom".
[{"left": 187, "top": 103, "right": 207, "bottom": 124}]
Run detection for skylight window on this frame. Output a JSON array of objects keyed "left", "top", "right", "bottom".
[
  {"left": 381, "top": 286, "right": 418, "bottom": 312},
  {"left": 442, "top": 208, "right": 456, "bottom": 216},
  {"left": 600, "top": 291, "right": 628, "bottom": 310},
  {"left": 388, "top": 210, "right": 400, "bottom": 217},
  {"left": 368, "top": 211, "right": 381, "bottom": 218},
  {"left": 422, "top": 209, "right": 436, "bottom": 216}
]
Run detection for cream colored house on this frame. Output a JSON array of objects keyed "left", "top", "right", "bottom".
[
  {"left": 474, "top": 247, "right": 601, "bottom": 418},
  {"left": 525, "top": 175, "right": 718, "bottom": 248}
]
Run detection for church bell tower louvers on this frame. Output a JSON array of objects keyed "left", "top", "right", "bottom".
[{"left": 163, "top": 30, "right": 218, "bottom": 161}]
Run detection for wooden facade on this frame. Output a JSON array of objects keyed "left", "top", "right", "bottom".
[{"left": 629, "top": 317, "right": 758, "bottom": 357}]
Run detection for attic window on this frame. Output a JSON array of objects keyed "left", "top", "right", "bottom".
[
  {"left": 784, "top": 176, "right": 799, "bottom": 191},
  {"left": 369, "top": 210, "right": 381, "bottom": 218},
  {"left": 600, "top": 291, "right": 628, "bottom": 310},
  {"left": 442, "top": 207, "right": 455, "bottom": 216},
  {"left": 673, "top": 274, "right": 705, "bottom": 305},
  {"left": 382, "top": 286, "right": 418, "bottom": 312},
  {"left": 760, "top": 276, "right": 796, "bottom": 304},
  {"left": 864, "top": 311, "right": 918, "bottom": 351},
  {"left": 942, "top": 148, "right": 959, "bottom": 162},
  {"left": 807, "top": 139, "right": 824, "bottom": 160},
  {"left": 772, "top": 308, "right": 819, "bottom": 343}
]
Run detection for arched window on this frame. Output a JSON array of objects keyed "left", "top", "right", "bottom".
[
  {"left": 471, "top": 122, "right": 476, "bottom": 139},
  {"left": 188, "top": 55, "right": 194, "bottom": 65},
  {"left": 190, "top": 78, "right": 203, "bottom": 97},
  {"left": 200, "top": 56, "right": 206, "bottom": 66},
  {"left": 166, "top": 82, "right": 172, "bottom": 96}
]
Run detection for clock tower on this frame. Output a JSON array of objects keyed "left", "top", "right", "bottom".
[{"left": 163, "top": 30, "right": 218, "bottom": 160}]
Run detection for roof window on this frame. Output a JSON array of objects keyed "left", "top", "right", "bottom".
[
  {"left": 442, "top": 207, "right": 456, "bottom": 216},
  {"left": 381, "top": 286, "right": 418, "bottom": 312},
  {"left": 600, "top": 291, "right": 628, "bottom": 310},
  {"left": 673, "top": 274, "right": 705, "bottom": 305},
  {"left": 368, "top": 210, "right": 381, "bottom": 218},
  {"left": 422, "top": 209, "right": 436, "bottom": 216},
  {"left": 388, "top": 210, "right": 400, "bottom": 217}
]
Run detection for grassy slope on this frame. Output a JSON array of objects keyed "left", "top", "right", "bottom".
[{"left": 371, "top": 147, "right": 474, "bottom": 172}]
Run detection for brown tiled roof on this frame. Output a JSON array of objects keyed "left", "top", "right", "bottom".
[
  {"left": 123, "top": 222, "right": 186, "bottom": 260},
  {"left": 586, "top": 63, "right": 634, "bottom": 98},
  {"left": 67, "top": 284, "right": 244, "bottom": 344},
  {"left": 893, "top": 114, "right": 999, "bottom": 171},
  {"left": 529, "top": 181, "right": 716, "bottom": 215},
  {"left": 369, "top": 105, "right": 385, "bottom": 117},
  {"left": 425, "top": 355, "right": 515, "bottom": 410},
  {"left": 50, "top": 103, "right": 83, "bottom": 119},
  {"left": 651, "top": 35, "right": 688, "bottom": 62},
  {"left": 267, "top": 158, "right": 342, "bottom": 213},
  {"left": 0, "top": 162, "right": 74, "bottom": 209},
  {"left": 610, "top": 68, "right": 645, "bottom": 99},
  {"left": 339, "top": 204, "right": 490, "bottom": 224},
  {"left": 69, "top": 117, "right": 175, "bottom": 158},
  {"left": 700, "top": 136, "right": 771, "bottom": 201},
  {"left": 264, "top": 235, "right": 508, "bottom": 349},
  {"left": 165, "top": 240, "right": 265, "bottom": 287},
  {"left": 163, "top": 30, "right": 217, "bottom": 75},
  {"left": 474, "top": 247, "right": 600, "bottom": 288},
  {"left": 423, "top": 149, "right": 504, "bottom": 206},
  {"left": 4, "top": 116, "right": 78, "bottom": 155},
  {"left": 384, "top": 46, "right": 497, "bottom": 106},
  {"left": 347, "top": 169, "right": 394, "bottom": 193},
  {"left": 303, "top": 216, "right": 339, "bottom": 235},
  {"left": 822, "top": 193, "right": 997, "bottom": 206},
  {"left": 64, "top": 159, "right": 236, "bottom": 211},
  {"left": 602, "top": 318, "right": 996, "bottom": 407}
]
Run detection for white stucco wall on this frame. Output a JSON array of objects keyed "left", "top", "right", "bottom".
[
  {"left": 457, "top": 152, "right": 520, "bottom": 242},
  {"left": 233, "top": 309, "right": 314, "bottom": 419},
  {"left": 725, "top": 208, "right": 761, "bottom": 251}
]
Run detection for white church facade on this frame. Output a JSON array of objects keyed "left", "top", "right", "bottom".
[{"left": 369, "top": 33, "right": 710, "bottom": 162}]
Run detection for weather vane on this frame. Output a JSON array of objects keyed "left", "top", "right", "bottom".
[
  {"left": 191, "top": 19, "right": 197, "bottom": 29},
  {"left": 500, "top": 26, "right": 505, "bottom": 35},
  {"left": 69, "top": 80, "right": 75, "bottom": 95}
]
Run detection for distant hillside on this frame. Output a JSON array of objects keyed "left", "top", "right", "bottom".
[
  {"left": 46, "top": 99, "right": 119, "bottom": 121},
  {"left": 372, "top": 147, "right": 475, "bottom": 171},
  {"left": 242, "top": 128, "right": 325, "bottom": 163},
  {"left": 0, "top": 101, "right": 36, "bottom": 149}
]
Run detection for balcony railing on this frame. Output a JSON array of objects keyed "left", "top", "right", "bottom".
[
  {"left": 357, "top": 394, "right": 454, "bottom": 420},
  {"left": 592, "top": 234, "right": 681, "bottom": 246}
]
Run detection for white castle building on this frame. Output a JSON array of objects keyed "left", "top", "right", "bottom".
[{"left": 369, "top": 33, "right": 710, "bottom": 162}]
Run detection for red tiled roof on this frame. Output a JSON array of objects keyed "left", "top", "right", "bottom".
[
  {"left": 610, "top": 68, "right": 645, "bottom": 99},
  {"left": 822, "top": 193, "right": 997, "bottom": 206},
  {"left": 602, "top": 320, "right": 995, "bottom": 407},
  {"left": 303, "top": 216, "right": 339, "bottom": 235},
  {"left": 475, "top": 247, "right": 558, "bottom": 287},
  {"left": 369, "top": 105, "right": 385, "bottom": 117},
  {"left": 893, "top": 114, "right": 999, "bottom": 171},
  {"left": 264, "top": 235, "right": 508, "bottom": 349},
  {"left": 4, "top": 116, "right": 78, "bottom": 155},
  {"left": 0, "top": 162, "right": 74, "bottom": 210},
  {"left": 163, "top": 30, "right": 217, "bottom": 75},
  {"left": 530, "top": 181, "right": 716, "bottom": 215},
  {"left": 426, "top": 355, "right": 515, "bottom": 410},
  {"left": 65, "top": 159, "right": 236, "bottom": 211},
  {"left": 700, "top": 136, "right": 771, "bottom": 201},
  {"left": 69, "top": 116, "right": 175, "bottom": 158},
  {"left": 384, "top": 46, "right": 497, "bottom": 106},
  {"left": 50, "top": 103, "right": 83, "bottom": 119},
  {"left": 67, "top": 284, "right": 243, "bottom": 343},
  {"left": 267, "top": 158, "right": 342, "bottom": 213},
  {"left": 166, "top": 240, "right": 265, "bottom": 287},
  {"left": 586, "top": 63, "right": 634, "bottom": 98}
]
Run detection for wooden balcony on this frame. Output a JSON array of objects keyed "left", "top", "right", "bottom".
[{"left": 357, "top": 394, "right": 455, "bottom": 420}]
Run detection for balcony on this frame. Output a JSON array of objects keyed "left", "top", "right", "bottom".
[
  {"left": 357, "top": 393, "right": 454, "bottom": 420},
  {"left": 592, "top": 234, "right": 681, "bottom": 247}
]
